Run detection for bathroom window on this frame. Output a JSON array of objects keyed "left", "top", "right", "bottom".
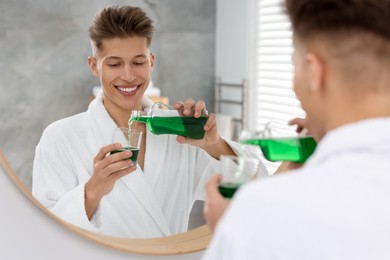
[{"left": 248, "top": 0, "right": 306, "bottom": 173}]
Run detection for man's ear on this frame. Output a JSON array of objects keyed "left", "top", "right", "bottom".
[
  {"left": 88, "top": 56, "right": 99, "bottom": 77},
  {"left": 150, "top": 52, "right": 155, "bottom": 72},
  {"left": 305, "top": 53, "right": 325, "bottom": 92}
]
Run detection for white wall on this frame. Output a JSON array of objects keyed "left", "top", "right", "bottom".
[
  {"left": 215, "top": 0, "right": 251, "bottom": 83},
  {"left": 215, "top": 0, "right": 254, "bottom": 136}
]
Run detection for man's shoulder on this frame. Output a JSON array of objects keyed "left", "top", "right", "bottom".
[
  {"left": 41, "top": 112, "right": 88, "bottom": 140},
  {"left": 237, "top": 167, "right": 320, "bottom": 203}
]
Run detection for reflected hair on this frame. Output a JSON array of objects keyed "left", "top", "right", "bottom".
[{"left": 88, "top": 5, "right": 154, "bottom": 56}]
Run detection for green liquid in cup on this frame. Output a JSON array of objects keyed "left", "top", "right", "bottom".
[
  {"left": 241, "top": 136, "right": 316, "bottom": 163},
  {"left": 110, "top": 147, "right": 139, "bottom": 163},
  {"left": 130, "top": 116, "right": 207, "bottom": 139},
  {"left": 218, "top": 183, "right": 241, "bottom": 199}
]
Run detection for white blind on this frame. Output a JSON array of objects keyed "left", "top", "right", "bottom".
[{"left": 248, "top": 0, "right": 306, "bottom": 173}]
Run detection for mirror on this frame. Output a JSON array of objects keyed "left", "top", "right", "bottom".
[
  {"left": 0, "top": 0, "right": 290, "bottom": 254},
  {"left": 0, "top": 150, "right": 210, "bottom": 255},
  {"left": 1, "top": 0, "right": 216, "bottom": 240}
]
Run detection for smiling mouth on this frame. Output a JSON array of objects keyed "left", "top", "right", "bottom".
[{"left": 116, "top": 84, "right": 142, "bottom": 94}]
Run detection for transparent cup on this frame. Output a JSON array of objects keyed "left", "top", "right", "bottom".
[
  {"left": 218, "top": 155, "right": 260, "bottom": 199},
  {"left": 129, "top": 103, "right": 208, "bottom": 139},
  {"left": 129, "top": 109, "right": 151, "bottom": 125},
  {"left": 240, "top": 120, "right": 316, "bottom": 163},
  {"left": 110, "top": 127, "right": 142, "bottom": 164}
]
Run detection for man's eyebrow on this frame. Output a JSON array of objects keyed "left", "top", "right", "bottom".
[
  {"left": 103, "top": 56, "right": 121, "bottom": 62},
  {"left": 104, "top": 55, "right": 148, "bottom": 61},
  {"left": 105, "top": 56, "right": 121, "bottom": 60},
  {"left": 134, "top": 54, "right": 148, "bottom": 58}
]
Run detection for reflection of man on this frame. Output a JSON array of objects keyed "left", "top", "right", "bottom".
[
  {"left": 33, "top": 6, "right": 267, "bottom": 238},
  {"left": 203, "top": 0, "right": 390, "bottom": 258}
]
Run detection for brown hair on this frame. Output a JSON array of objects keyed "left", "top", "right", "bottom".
[
  {"left": 284, "top": 0, "right": 390, "bottom": 71},
  {"left": 284, "top": 0, "right": 390, "bottom": 40},
  {"left": 89, "top": 5, "right": 154, "bottom": 56}
]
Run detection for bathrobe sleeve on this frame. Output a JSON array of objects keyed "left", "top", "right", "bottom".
[{"left": 32, "top": 120, "right": 101, "bottom": 233}]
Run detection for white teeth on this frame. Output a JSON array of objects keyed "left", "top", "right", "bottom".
[{"left": 118, "top": 86, "right": 137, "bottom": 93}]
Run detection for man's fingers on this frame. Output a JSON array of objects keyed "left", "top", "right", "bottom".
[
  {"left": 94, "top": 143, "right": 122, "bottom": 162},
  {"left": 110, "top": 164, "right": 137, "bottom": 180},
  {"left": 206, "top": 174, "right": 222, "bottom": 197},
  {"left": 288, "top": 117, "right": 307, "bottom": 133},
  {"left": 174, "top": 99, "right": 208, "bottom": 117},
  {"left": 173, "top": 101, "right": 184, "bottom": 110},
  {"left": 204, "top": 113, "right": 216, "bottom": 131},
  {"left": 104, "top": 159, "right": 134, "bottom": 175},
  {"left": 183, "top": 98, "right": 195, "bottom": 116},
  {"left": 194, "top": 100, "right": 206, "bottom": 118}
]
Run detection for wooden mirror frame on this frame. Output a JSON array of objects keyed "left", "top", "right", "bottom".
[{"left": 0, "top": 150, "right": 211, "bottom": 256}]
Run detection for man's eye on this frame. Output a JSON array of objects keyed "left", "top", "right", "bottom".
[
  {"left": 134, "top": 62, "right": 145, "bottom": 66},
  {"left": 108, "top": 63, "right": 120, "bottom": 67}
]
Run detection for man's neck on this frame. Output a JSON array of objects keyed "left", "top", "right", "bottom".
[
  {"left": 326, "top": 90, "right": 390, "bottom": 132},
  {"left": 103, "top": 99, "right": 139, "bottom": 128}
]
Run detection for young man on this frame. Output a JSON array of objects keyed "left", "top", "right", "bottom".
[
  {"left": 203, "top": 0, "right": 390, "bottom": 259},
  {"left": 33, "top": 6, "right": 267, "bottom": 238}
]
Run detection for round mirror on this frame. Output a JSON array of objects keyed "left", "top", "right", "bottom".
[
  {"left": 0, "top": 0, "right": 216, "bottom": 254},
  {"left": 0, "top": 150, "right": 211, "bottom": 255}
]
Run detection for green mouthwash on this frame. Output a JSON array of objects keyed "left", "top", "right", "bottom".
[{"left": 241, "top": 136, "right": 316, "bottom": 163}]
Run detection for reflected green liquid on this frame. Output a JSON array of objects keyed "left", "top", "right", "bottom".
[
  {"left": 110, "top": 147, "right": 139, "bottom": 163},
  {"left": 241, "top": 136, "right": 316, "bottom": 163},
  {"left": 130, "top": 116, "right": 207, "bottom": 139},
  {"left": 218, "top": 183, "right": 241, "bottom": 199}
]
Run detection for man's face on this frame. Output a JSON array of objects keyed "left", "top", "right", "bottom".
[{"left": 89, "top": 36, "right": 154, "bottom": 112}]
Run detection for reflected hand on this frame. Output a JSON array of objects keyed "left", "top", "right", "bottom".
[
  {"left": 288, "top": 117, "right": 310, "bottom": 135},
  {"left": 284, "top": 117, "right": 310, "bottom": 171},
  {"left": 173, "top": 99, "right": 219, "bottom": 147},
  {"left": 274, "top": 161, "right": 304, "bottom": 174},
  {"left": 203, "top": 174, "right": 230, "bottom": 232},
  {"left": 85, "top": 143, "right": 136, "bottom": 219}
]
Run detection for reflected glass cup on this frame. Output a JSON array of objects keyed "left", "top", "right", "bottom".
[
  {"left": 130, "top": 103, "right": 208, "bottom": 139},
  {"left": 218, "top": 155, "right": 260, "bottom": 199},
  {"left": 110, "top": 127, "right": 142, "bottom": 164},
  {"left": 240, "top": 120, "right": 316, "bottom": 163}
]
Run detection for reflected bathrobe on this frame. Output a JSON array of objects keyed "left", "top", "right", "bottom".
[{"left": 33, "top": 93, "right": 266, "bottom": 238}]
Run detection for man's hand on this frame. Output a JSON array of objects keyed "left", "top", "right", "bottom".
[
  {"left": 173, "top": 99, "right": 219, "bottom": 148},
  {"left": 85, "top": 143, "right": 136, "bottom": 219},
  {"left": 288, "top": 117, "right": 310, "bottom": 135},
  {"left": 203, "top": 174, "right": 231, "bottom": 232},
  {"left": 173, "top": 99, "right": 235, "bottom": 159}
]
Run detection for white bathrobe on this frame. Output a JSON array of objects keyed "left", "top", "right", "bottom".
[
  {"left": 203, "top": 118, "right": 390, "bottom": 260},
  {"left": 33, "top": 92, "right": 266, "bottom": 238}
]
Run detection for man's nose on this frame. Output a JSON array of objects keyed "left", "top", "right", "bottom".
[{"left": 121, "top": 65, "right": 136, "bottom": 81}]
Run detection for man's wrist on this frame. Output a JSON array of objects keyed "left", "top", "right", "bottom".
[{"left": 200, "top": 136, "right": 221, "bottom": 151}]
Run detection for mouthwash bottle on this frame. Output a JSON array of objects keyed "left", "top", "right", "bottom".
[
  {"left": 241, "top": 136, "right": 316, "bottom": 163},
  {"left": 129, "top": 104, "right": 208, "bottom": 139}
]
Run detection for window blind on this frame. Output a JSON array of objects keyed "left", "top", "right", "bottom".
[{"left": 248, "top": 0, "right": 306, "bottom": 174}]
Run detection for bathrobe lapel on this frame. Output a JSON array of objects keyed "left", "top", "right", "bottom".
[
  {"left": 86, "top": 93, "right": 171, "bottom": 236},
  {"left": 119, "top": 169, "right": 171, "bottom": 236}
]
